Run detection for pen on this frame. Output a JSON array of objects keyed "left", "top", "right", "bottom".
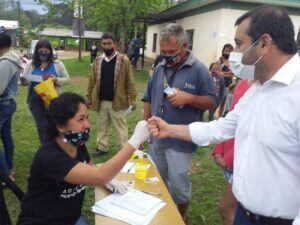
[
  {"left": 141, "top": 191, "right": 162, "bottom": 196},
  {"left": 127, "top": 163, "right": 136, "bottom": 173}
]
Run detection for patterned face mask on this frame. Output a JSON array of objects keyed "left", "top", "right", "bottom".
[{"left": 63, "top": 128, "right": 90, "bottom": 147}]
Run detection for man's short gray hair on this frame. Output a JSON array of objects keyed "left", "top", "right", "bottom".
[{"left": 160, "top": 23, "right": 187, "bottom": 46}]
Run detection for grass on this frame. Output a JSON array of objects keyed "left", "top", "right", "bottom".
[{"left": 3, "top": 57, "right": 225, "bottom": 225}]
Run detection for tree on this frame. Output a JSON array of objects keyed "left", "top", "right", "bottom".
[{"left": 81, "top": 0, "right": 173, "bottom": 52}]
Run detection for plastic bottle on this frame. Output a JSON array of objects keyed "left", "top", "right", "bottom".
[{"left": 135, "top": 156, "right": 148, "bottom": 180}]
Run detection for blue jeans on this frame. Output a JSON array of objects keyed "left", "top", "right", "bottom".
[
  {"left": 0, "top": 150, "right": 9, "bottom": 176},
  {"left": 0, "top": 99, "right": 16, "bottom": 173},
  {"left": 131, "top": 49, "right": 139, "bottom": 67},
  {"left": 74, "top": 216, "right": 89, "bottom": 225}
]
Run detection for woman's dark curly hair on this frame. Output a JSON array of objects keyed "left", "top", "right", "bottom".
[{"left": 44, "top": 92, "right": 87, "bottom": 141}]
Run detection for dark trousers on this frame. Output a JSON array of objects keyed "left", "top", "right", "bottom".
[
  {"left": 131, "top": 48, "right": 139, "bottom": 67},
  {"left": 90, "top": 53, "right": 97, "bottom": 63},
  {"left": 28, "top": 95, "right": 46, "bottom": 144},
  {"left": 234, "top": 203, "right": 293, "bottom": 225},
  {"left": 0, "top": 99, "right": 16, "bottom": 174}
]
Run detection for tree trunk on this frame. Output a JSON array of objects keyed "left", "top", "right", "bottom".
[{"left": 119, "top": 24, "right": 127, "bottom": 53}]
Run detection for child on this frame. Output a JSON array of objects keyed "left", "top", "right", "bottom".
[{"left": 208, "top": 63, "right": 225, "bottom": 121}]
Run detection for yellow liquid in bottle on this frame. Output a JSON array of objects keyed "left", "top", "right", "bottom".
[{"left": 135, "top": 157, "right": 148, "bottom": 180}]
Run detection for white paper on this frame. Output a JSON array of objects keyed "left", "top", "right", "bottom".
[
  {"left": 24, "top": 74, "right": 43, "bottom": 82},
  {"left": 123, "top": 105, "right": 133, "bottom": 116},
  {"left": 112, "top": 190, "right": 162, "bottom": 215},
  {"left": 120, "top": 162, "right": 150, "bottom": 174},
  {"left": 92, "top": 191, "right": 165, "bottom": 225}
]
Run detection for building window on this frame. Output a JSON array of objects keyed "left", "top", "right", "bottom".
[
  {"left": 186, "top": 29, "right": 194, "bottom": 50},
  {"left": 152, "top": 33, "right": 157, "bottom": 53}
]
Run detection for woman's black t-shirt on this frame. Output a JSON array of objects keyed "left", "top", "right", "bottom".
[{"left": 17, "top": 141, "right": 90, "bottom": 225}]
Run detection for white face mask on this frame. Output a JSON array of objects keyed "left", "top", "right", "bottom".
[{"left": 229, "top": 39, "right": 263, "bottom": 80}]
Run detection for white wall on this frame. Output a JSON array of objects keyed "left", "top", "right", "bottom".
[
  {"left": 145, "top": 24, "right": 163, "bottom": 59},
  {"left": 290, "top": 15, "right": 300, "bottom": 40},
  {"left": 145, "top": 8, "right": 300, "bottom": 67}
]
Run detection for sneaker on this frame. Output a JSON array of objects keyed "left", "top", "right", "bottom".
[{"left": 92, "top": 149, "right": 107, "bottom": 157}]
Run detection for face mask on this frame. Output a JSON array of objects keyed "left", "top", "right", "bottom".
[
  {"left": 38, "top": 52, "right": 51, "bottom": 62},
  {"left": 229, "top": 38, "right": 262, "bottom": 80},
  {"left": 222, "top": 53, "right": 230, "bottom": 59},
  {"left": 63, "top": 128, "right": 90, "bottom": 147},
  {"left": 103, "top": 48, "right": 114, "bottom": 57},
  {"left": 163, "top": 51, "right": 185, "bottom": 67}
]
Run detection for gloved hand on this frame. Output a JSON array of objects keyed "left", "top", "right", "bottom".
[
  {"left": 128, "top": 120, "right": 150, "bottom": 150},
  {"left": 104, "top": 180, "right": 132, "bottom": 194}
]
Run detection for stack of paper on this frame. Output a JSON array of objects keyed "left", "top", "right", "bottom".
[{"left": 92, "top": 189, "right": 166, "bottom": 225}]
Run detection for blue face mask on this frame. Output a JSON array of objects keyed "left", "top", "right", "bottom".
[
  {"left": 63, "top": 128, "right": 90, "bottom": 147},
  {"left": 38, "top": 52, "right": 51, "bottom": 62}
]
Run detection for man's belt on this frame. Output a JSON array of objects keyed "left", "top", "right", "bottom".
[{"left": 239, "top": 203, "right": 293, "bottom": 225}]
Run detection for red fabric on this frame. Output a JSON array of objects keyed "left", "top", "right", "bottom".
[{"left": 212, "top": 79, "right": 251, "bottom": 169}]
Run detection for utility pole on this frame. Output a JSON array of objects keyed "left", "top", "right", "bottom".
[
  {"left": 78, "top": 4, "right": 82, "bottom": 61},
  {"left": 17, "top": 0, "right": 23, "bottom": 47}
]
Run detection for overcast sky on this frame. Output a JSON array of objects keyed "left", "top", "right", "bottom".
[{"left": 20, "top": 2, "right": 48, "bottom": 14}]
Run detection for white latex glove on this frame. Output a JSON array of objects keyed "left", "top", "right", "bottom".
[
  {"left": 128, "top": 120, "right": 150, "bottom": 150},
  {"left": 104, "top": 180, "right": 132, "bottom": 194}
]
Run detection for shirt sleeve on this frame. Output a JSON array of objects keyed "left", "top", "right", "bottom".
[
  {"left": 0, "top": 60, "right": 13, "bottom": 96},
  {"left": 55, "top": 61, "right": 70, "bottom": 86},
  {"left": 141, "top": 77, "right": 153, "bottom": 103},
  {"left": 189, "top": 103, "right": 239, "bottom": 146},
  {"left": 37, "top": 148, "right": 78, "bottom": 185}
]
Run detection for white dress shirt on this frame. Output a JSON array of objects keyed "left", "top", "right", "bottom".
[
  {"left": 189, "top": 54, "right": 300, "bottom": 220},
  {"left": 102, "top": 51, "right": 117, "bottom": 62}
]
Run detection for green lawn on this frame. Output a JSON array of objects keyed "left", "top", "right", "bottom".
[{"left": 3, "top": 58, "right": 225, "bottom": 225}]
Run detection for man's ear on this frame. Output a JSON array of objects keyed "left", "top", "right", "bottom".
[
  {"left": 260, "top": 34, "right": 272, "bottom": 52},
  {"left": 182, "top": 43, "right": 188, "bottom": 49}
]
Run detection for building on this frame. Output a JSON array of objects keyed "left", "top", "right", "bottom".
[
  {"left": 145, "top": 0, "right": 300, "bottom": 67},
  {"left": 0, "top": 20, "right": 19, "bottom": 46},
  {"left": 39, "top": 28, "right": 103, "bottom": 50}
]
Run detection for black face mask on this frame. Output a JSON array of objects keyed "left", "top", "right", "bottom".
[
  {"left": 222, "top": 53, "right": 230, "bottom": 59},
  {"left": 163, "top": 53, "right": 181, "bottom": 67},
  {"left": 63, "top": 128, "right": 90, "bottom": 147},
  {"left": 38, "top": 52, "right": 51, "bottom": 62},
  {"left": 103, "top": 48, "right": 114, "bottom": 57}
]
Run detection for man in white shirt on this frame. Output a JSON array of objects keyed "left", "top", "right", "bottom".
[{"left": 148, "top": 5, "right": 300, "bottom": 225}]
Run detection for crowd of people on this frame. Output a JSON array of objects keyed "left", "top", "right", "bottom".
[{"left": 1, "top": 4, "right": 300, "bottom": 225}]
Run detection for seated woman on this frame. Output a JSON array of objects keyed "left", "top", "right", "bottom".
[{"left": 17, "top": 92, "right": 150, "bottom": 225}]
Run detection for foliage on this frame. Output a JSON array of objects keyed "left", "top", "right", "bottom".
[
  {"left": 81, "top": 0, "right": 174, "bottom": 52},
  {"left": 39, "top": 0, "right": 74, "bottom": 27}
]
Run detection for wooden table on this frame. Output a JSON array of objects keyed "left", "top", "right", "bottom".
[{"left": 95, "top": 160, "right": 185, "bottom": 225}]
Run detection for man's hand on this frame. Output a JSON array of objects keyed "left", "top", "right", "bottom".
[
  {"left": 213, "top": 154, "right": 226, "bottom": 168},
  {"left": 148, "top": 116, "right": 172, "bottom": 139},
  {"left": 130, "top": 101, "right": 137, "bottom": 111},
  {"left": 167, "top": 89, "right": 191, "bottom": 107}
]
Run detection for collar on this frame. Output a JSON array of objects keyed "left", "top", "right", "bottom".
[
  {"left": 160, "top": 50, "right": 196, "bottom": 69},
  {"left": 270, "top": 54, "right": 300, "bottom": 86},
  {"left": 102, "top": 51, "right": 118, "bottom": 62}
]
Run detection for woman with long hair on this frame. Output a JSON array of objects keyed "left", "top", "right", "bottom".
[{"left": 22, "top": 39, "right": 70, "bottom": 143}]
